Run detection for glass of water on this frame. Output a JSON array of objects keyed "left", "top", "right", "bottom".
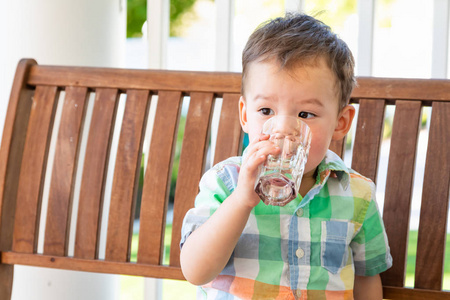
[{"left": 254, "top": 115, "right": 312, "bottom": 206}]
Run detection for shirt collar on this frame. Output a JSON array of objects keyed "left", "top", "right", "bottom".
[{"left": 316, "top": 150, "right": 350, "bottom": 190}]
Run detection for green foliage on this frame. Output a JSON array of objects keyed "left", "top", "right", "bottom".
[
  {"left": 169, "top": 115, "right": 186, "bottom": 203},
  {"left": 170, "top": 0, "right": 197, "bottom": 37},
  {"left": 134, "top": 155, "right": 145, "bottom": 219},
  {"left": 383, "top": 115, "right": 393, "bottom": 140},
  {"left": 421, "top": 109, "right": 429, "bottom": 128},
  {"left": 127, "top": 0, "right": 199, "bottom": 38},
  {"left": 127, "top": 0, "right": 147, "bottom": 38}
]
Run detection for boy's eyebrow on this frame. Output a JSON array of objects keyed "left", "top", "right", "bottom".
[
  {"left": 252, "top": 95, "right": 326, "bottom": 108},
  {"left": 253, "top": 94, "right": 276, "bottom": 101},
  {"left": 300, "top": 98, "right": 325, "bottom": 107}
]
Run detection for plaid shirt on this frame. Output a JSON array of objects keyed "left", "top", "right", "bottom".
[{"left": 181, "top": 150, "right": 392, "bottom": 299}]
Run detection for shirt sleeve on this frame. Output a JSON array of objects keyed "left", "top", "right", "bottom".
[
  {"left": 350, "top": 185, "right": 393, "bottom": 276},
  {"left": 179, "top": 160, "right": 239, "bottom": 249}
]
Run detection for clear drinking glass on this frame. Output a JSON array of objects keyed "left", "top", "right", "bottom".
[{"left": 254, "top": 115, "right": 312, "bottom": 206}]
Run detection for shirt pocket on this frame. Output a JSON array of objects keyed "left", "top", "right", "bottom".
[{"left": 321, "top": 220, "right": 352, "bottom": 274}]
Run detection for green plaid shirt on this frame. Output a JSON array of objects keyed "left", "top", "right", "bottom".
[{"left": 181, "top": 150, "right": 392, "bottom": 299}]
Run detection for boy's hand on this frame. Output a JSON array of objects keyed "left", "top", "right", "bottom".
[
  {"left": 235, "top": 133, "right": 280, "bottom": 208},
  {"left": 180, "top": 134, "right": 280, "bottom": 285}
]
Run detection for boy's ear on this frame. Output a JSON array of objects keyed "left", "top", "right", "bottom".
[
  {"left": 239, "top": 96, "right": 249, "bottom": 133},
  {"left": 332, "top": 104, "right": 356, "bottom": 140}
]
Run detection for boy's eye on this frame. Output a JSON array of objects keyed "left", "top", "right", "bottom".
[
  {"left": 298, "top": 111, "right": 315, "bottom": 119},
  {"left": 259, "top": 108, "right": 274, "bottom": 115}
]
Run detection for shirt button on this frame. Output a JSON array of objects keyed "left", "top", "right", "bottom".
[
  {"left": 296, "top": 248, "right": 304, "bottom": 258},
  {"left": 296, "top": 208, "right": 304, "bottom": 217},
  {"left": 296, "top": 289, "right": 302, "bottom": 298}
]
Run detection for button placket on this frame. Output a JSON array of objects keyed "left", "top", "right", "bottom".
[{"left": 289, "top": 206, "right": 311, "bottom": 295}]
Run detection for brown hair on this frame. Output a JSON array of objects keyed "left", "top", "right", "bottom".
[{"left": 242, "top": 13, "right": 356, "bottom": 109}]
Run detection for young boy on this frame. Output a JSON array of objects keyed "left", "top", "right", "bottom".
[{"left": 180, "top": 13, "right": 392, "bottom": 300}]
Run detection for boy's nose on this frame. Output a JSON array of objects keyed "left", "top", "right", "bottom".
[{"left": 270, "top": 118, "right": 301, "bottom": 136}]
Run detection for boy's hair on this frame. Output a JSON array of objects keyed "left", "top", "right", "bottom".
[{"left": 242, "top": 13, "right": 356, "bottom": 110}]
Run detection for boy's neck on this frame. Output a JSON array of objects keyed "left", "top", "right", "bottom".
[{"left": 299, "top": 167, "right": 318, "bottom": 197}]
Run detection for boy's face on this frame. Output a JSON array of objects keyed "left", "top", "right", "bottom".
[{"left": 239, "top": 57, "right": 354, "bottom": 179}]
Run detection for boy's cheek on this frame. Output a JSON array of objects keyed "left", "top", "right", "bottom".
[
  {"left": 305, "top": 143, "right": 328, "bottom": 170},
  {"left": 304, "top": 158, "right": 319, "bottom": 174}
]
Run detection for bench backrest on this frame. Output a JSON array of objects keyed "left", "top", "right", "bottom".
[{"left": 1, "top": 59, "right": 449, "bottom": 299}]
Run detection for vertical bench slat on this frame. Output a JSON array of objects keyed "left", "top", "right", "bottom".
[
  {"left": 0, "top": 59, "right": 36, "bottom": 300},
  {"left": 105, "top": 90, "right": 150, "bottom": 262},
  {"left": 415, "top": 101, "right": 450, "bottom": 290},
  {"left": 213, "top": 93, "right": 242, "bottom": 165},
  {"left": 329, "top": 138, "right": 345, "bottom": 159},
  {"left": 74, "top": 88, "right": 119, "bottom": 259},
  {"left": 380, "top": 100, "right": 422, "bottom": 287},
  {"left": 351, "top": 99, "right": 386, "bottom": 182},
  {"left": 170, "top": 92, "right": 214, "bottom": 267},
  {"left": 44, "top": 87, "right": 88, "bottom": 256},
  {"left": 12, "top": 85, "right": 59, "bottom": 253},
  {"left": 138, "top": 91, "right": 182, "bottom": 265},
  {"left": 0, "top": 59, "right": 36, "bottom": 254}
]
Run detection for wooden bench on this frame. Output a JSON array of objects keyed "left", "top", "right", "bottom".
[{"left": 0, "top": 58, "right": 449, "bottom": 299}]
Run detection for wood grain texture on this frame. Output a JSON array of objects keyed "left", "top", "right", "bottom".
[
  {"left": 74, "top": 89, "right": 119, "bottom": 259},
  {"left": 137, "top": 92, "right": 182, "bottom": 265},
  {"left": 12, "top": 85, "right": 59, "bottom": 253},
  {"left": 28, "top": 65, "right": 242, "bottom": 95},
  {"left": 213, "top": 93, "right": 243, "bottom": 165},
  {"left": 415, "top": 102, "right": 450, "bottom": 290},
  {"left": 351, "top": 99, "right": 386, "bottom": 182},
  {"left": 105, "top": 90, "right": 150, "bottom": 262},
  {"left": 44, "top": 87, "right": 88, "bottom": 256},
  {"left": 0, "top": 59, "right": 36, "bottom": 300},
  {"left": 28, "top": 65, "right": 450, "bottom": 102},
  {"left": 1, "top": 252, "right": 184, "bottom": 280},
  {"left": 0, "top": 59, "right": 36, "bottom": 253},
  {"left": 0, "top": 265, "right": 13, "bottom": 300},
  {"left": 353, "top": 77, "right": 450, "bottom": 102},
  {"left": 383, "top": 286, "right": 450, "bottom": 300},
  {"left": 380, "top": 101, "right": 422, "bottom": 287},
  {"left": 170, "top": 92, "right": 214, "bottom": 267}
]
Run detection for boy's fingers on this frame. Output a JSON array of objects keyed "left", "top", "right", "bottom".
[
  {"left": 249, "top": 139, "right": 277, "bottom": 153},
  {"left": 250, "top": 133, "right": 270, "bottom": 145},
  {"left": 244, "top": 143, "right": 277, "bottom": 164},
  {"left": 244, "top": 144, "right": 280, "bottom": 170},
  {"left": 241, "top": 154, "right": 266, "bottom": 179}
]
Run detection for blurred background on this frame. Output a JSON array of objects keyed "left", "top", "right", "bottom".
[{"left": 0, "top": 0, "right": 449, "bottom": 299}]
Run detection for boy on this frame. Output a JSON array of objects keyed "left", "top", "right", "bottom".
[{"left": 180, "top": 13, "right": 392, "bottom": 300}]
